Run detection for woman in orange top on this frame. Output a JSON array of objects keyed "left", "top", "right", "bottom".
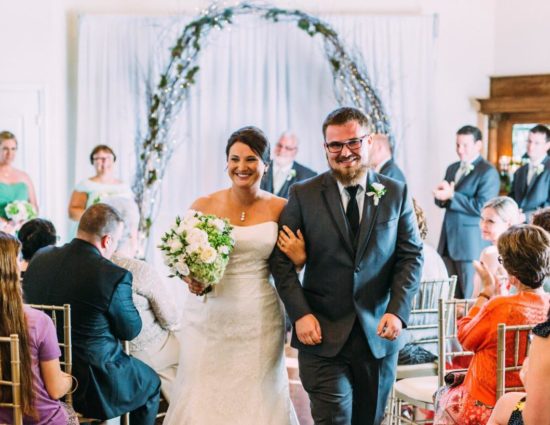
[{"left": 434, "top": 224, "right": 550, "bottom": 425}]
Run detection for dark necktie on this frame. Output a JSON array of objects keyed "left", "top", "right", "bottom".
[{"left": 345, "top": 185, "right": 360, "bottom": 237}]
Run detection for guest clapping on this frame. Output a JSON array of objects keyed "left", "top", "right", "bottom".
[
  {"left": 109, "top": 196, "right": 181, "bottom": 402},
  {"left": 0, "top": 232, "right": 77, "bottom": 425},
  {"left": 474, "top": 197, "right": 521, "bottom": 296},
  {"left": 68, "top": 145, "right": 133, "bottom": 222},
  {"left": 0, "top": 131, "right": 38, "bottom": 229},
  {"left": 434, "top": 225, "right": 550, "bottom": 424}
]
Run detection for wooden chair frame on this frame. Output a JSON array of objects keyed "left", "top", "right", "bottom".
[{"left": 0, "top": 334, "right": 22, "bottom": 425}]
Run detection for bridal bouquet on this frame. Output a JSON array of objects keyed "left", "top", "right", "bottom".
[
  {"left": 5, "top": 200, "right": 37, "bottom": 222},
  {"left": 159, "top": 210, "right": 235, "bottom": 287}
]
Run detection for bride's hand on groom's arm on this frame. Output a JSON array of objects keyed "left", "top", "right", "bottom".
[
  {"left": 295, "top": 314, "right": 322, "bottom": 345},
  {"left": 277, "top": 225, "right": 306, "bottom": 268}
]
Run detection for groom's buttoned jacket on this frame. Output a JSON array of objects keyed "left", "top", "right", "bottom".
[
  {"left": 509, "top": 155, "right": 550, "bottom": 220},
  {"left": 270, "top": 170, "right": 423, "bottom": 358},
  {"left": 436, "top": 156, "right": 500, "bottom": 261}
]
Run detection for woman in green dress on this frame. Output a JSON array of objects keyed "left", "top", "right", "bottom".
[{"left": 0, "top": 131, "right": 38, "bottom": 229}]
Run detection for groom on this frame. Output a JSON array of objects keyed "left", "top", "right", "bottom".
[{"left": 270, "top": 107, "right": 423, "bottom": 425}]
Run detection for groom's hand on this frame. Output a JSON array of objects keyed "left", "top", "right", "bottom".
[
  {"left": 377, "top": 313, "right": 402, "bottom": 341},
  {"left": 295, "top": 314, "right": 322, "bottom": 345}
]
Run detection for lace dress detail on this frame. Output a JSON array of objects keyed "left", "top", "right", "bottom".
[{"left": 165, "top": 222, "right": 298, "bottom": 425}]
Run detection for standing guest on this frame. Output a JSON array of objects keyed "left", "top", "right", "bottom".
[
  {"left": 434, "top": 125, "right": 500, "bottom": 298},
  {"left": 0, "top": 131, "right": 38, "bottom": 229},
  {"left": 509, "top": 125, "right": 550, "bottom": 222},
  {"left": 434, "top": 225, "right": 550, "bottom": 425},
  {"left": 109, "top": 196, "right": 181, "bottom": 402},
  {"left": 0, "top": 232, "right": 77, "bottom": 425},
  {"left": 368, "top": 133, "right": 406, "bottom": 183},
  {"left": 474, "top": 197, "right": 521, "bottom": 296},
  {"left": 17, "top": 218, "right": 57, "bottom": 276},
  {"left": 23, "top": 204, "right": 161, "bottom": 425},
  {"left": 270, "top": 107, "right": 423, "bottom": 425},
  {"left": 261, "top": 131, "right": 317, "bottom": 199},
  {"left": 68, "top": 144, "right": 133, "bottom": 223}
]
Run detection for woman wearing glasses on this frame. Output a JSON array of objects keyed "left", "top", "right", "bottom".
[
  {"left": 0, "top": 131, "right": 38, "bottom": 231},
  {"left": 434, "top": 224, "right": 549, "bottom": 425},
  {"left": 68, "top": 145, "right": 133, "bottom": 235}
]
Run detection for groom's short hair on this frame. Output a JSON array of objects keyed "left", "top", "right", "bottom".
[
  {"left": 78, "top": 203, "right": 123, "bottom": 238},
  {"left": 322, "top": 107, "right": 370, "bottom": 140}
]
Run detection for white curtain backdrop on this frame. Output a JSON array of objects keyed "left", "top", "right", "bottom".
[{"left": 76, "top": 13, "right": 436, "bottom": 263}]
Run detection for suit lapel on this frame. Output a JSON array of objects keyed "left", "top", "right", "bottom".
[
  {"left": 320, "top": 173, "right": 354, "bottom": 257},
  {"left": 525, "top": 156, "right": 549, "bottom": 197},
  {"left": 355, "top": 170, "right": 380, "bottom": 265},
  {"left": 514, "top": 166, "right": 528, "bottom": 204}
]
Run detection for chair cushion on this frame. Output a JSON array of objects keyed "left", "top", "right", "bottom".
[{"left": 394, "top": 376, "right": 438, "bottom": 404}]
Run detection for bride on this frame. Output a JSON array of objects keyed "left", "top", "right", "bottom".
[{"left": 165, "top": 126, "right": 300, "bottom": 425}]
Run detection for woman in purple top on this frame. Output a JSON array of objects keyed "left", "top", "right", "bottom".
[{"left": 0, "top": 231, "right": 77, "bottom": 424}]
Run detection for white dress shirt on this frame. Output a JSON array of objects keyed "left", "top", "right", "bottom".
[
  {"left": 527, "top": 157, "right": 545, "bottom": 185},
  {"left": 454, "top": 155, "right": 479, "bottom": 183},
  {"left": 272, "top": 162, "right": 293, "bottom": 195},
  {"left": 336, "top": 174, "right": 369, "bottom": 223}
]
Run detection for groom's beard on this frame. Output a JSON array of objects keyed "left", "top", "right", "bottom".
[{"left": 329, "top": 158, "right": 369, "bottom": 186}]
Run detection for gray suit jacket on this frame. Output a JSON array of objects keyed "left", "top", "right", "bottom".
[
  {"left": 379, "top": 158, "right": 406, "bottom": 184},
  {"left": 270, "top": 170, "right": 423, "bottom": 358},
  {"left": 509, "top": 155, "right": 550, "bottom": 221},
  {"left": 436, "top": 156, "right": 500, "bottom": 261}
]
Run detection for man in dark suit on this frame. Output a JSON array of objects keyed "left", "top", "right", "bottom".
[
  {"left": 509, "top": 124, "right": 550, "bottom": 222},
  {"left": 24, "top": 204, "right": 160, "bottom": 425},
  {"left": 369, "top": 133, "right": 406, "bottom": 183},
  {"left": 261, "top": 131, "right": 317, "bottom": 199},
  {"left": 434, "top": 125, "right": 500, "bottom": 298},
  {"left": 270, "top": 107, "right": 423, "bottom": 425}
]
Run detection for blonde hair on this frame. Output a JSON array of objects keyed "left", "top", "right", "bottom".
[{"left": 483, "top": 196, "right": 521, "bottom": 225}]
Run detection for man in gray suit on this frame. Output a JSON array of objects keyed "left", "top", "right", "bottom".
[
  {"left": 509, "top": 124, "right": 550, "bottom": 222},
  {"left": 270, "top": 107, "right": 423, "bottom": 425},
  {"left": 434, "top": 125, "right": 500, "bottom": 298}
]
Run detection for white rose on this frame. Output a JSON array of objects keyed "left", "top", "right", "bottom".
[
  {"left": 186, "top": 242, "right": 201, "bottom": 254},
  {"left": 183, "top": 216, "right": 200, "bottom": 229},
  {"left": 371, "top": 182, "right": 385, "bottom": 192},
  {"left": 199, "top": 246, "right": 217, "bottom": 264},
  {"left": 218, "top": 246, "right": 230, "bottom": 255},
  {"left": 187, "top": 228, "right": 208, "bottom": 245},
  {"left": 174, "top": 259, "right": 190, "bottom": 276},
  {"left": 184, "top": 209, "right": 199, "bottom": 220},
  {"left": 168, "top": 239, "right": 183, "bottom": 253},
  {"left": 213, "top": 218, "right": 226, "bottom": 232}
]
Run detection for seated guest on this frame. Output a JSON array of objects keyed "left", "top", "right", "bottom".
[
  {"left": 368, "top": 133, "right": 406, "bottom": 183},
  {"left": 474, "top": 197, "right": 521, "bottom": 296},
  {"left": 17, "top": 218, "right": 57, "bottom": 275},
  {"left": 0, "top": 232, "right": 77, "bottom": 425},
  {"left": 530, "top": 207, "right": 550, "bottom": 293},
  {"left": 434, "top": 224, "right": 550, "bottom": 425},
  {"left": 109, "top": 196, "right": 181, "bottom": 401},
  {"left": 23, "top": 203, "right": 161, "bottom": 425},
  {"left": 487, "top": 308, "right": 550, "bottom": 425}
]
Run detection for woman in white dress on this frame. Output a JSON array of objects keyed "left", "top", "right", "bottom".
[
  {"left": 68, "top": 145, "right": 133, "bottom": 234},
  {"left": 165, "top": 126, "right": 299, "bottom": 425}
]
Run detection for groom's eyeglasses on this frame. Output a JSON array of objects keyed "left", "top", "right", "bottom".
[{"left": 325, "top": 135, "right": 367, "bottom": 153}]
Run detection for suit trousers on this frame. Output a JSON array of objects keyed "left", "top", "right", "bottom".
[
  {"left": 442, "top": 256, "right": 475, "bottom": 299},
  {"left": 298, "top": 320, "right": 398, "bottom": 425}
]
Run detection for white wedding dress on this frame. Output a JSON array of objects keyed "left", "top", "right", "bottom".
[{"left": 165, "top": 222, "right": 298, "bottom": 425}]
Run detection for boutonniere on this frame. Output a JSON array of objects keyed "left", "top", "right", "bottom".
[
  {"left": 463, "top": 163, "right": 475, "bottom": 177},
  {"left": 535, "top": 163, "right": 545, "bottom": 176},
  {"left": 366, "top": 182, "right": 386, "bottom": 206},
  {"left": 286, "top": 169, "right": 297, "bottom": 181}
]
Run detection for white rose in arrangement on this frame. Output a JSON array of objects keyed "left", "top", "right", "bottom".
[
  {"left": 199, "top": 246, "right": 218, "bottom": 264},
  {"left": 159, "top": 210, "right": 235, "bottom": 289}
]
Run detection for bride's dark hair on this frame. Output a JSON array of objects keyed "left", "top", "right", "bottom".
[{"left": 225, "top": 126, "right": 270, "bottom": 164}]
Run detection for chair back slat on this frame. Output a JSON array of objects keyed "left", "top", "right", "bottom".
[
  {"left": 27, "top": 304, "right": 73, "bottom": 405},
  {"left": 0, "top": 334, "right": 23, "bottom": 425},
  {"left": 496, "top": 322, "right": 534, "bottom": 401}
]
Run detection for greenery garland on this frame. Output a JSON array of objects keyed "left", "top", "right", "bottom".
[{"left": 134, "top": 2, "right": 391, "bottom": 249}]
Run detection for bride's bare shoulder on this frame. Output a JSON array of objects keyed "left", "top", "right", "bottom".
[{"left": 190, "top": 190, "right": 228, "bottom": 214}]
